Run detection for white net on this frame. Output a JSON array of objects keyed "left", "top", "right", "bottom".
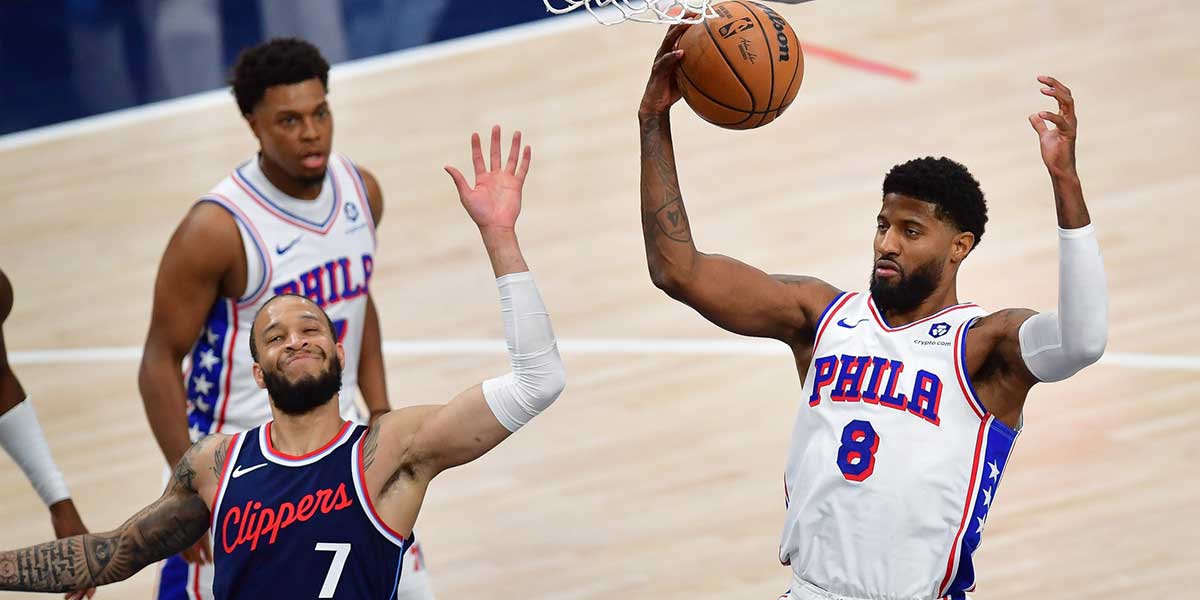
[{"left": 544, "top": 0, "right": 718, "bottom": 25}]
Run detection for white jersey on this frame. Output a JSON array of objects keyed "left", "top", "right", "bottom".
[
  {"left": 184, "top": 154, "right": 377, "bottom": 436},
  {"left": 779, "top": 292, "right": 1020, "bottom": 600}
]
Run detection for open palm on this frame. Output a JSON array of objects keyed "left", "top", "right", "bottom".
[{"left": 445, "top": 126, "right": 531, "bottom": 231}]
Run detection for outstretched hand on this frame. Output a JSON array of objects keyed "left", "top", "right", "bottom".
[
  {"left": 1029, "top": 75, "right": 1078, "bottom": 178},
  {"left": 639, "top": 20, "right": 694, "bottom": 116},
  {"left": 445, "top": 125, "right": 531, "bottom": 232}
]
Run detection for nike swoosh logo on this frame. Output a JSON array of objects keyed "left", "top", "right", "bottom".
[
  {"left": 837, "top": 318, "right": 869, "bottom": 329},
  {"left": 275, "top": 236, "right": 302, "bottom": 255},
  {"left": 231, "top": 463, "right": 268, "bottom": 478}
]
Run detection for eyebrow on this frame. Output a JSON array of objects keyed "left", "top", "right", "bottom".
[{"left": 260, "top": 313, "right": 322, "bottom": 336}]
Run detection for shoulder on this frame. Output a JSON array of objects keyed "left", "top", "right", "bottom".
[
  {"left": 351, "top": 164, "right": 384, "bottom": 225},
  {"left": 173, "top": 433, "right": 235, "bottom": 492},
  {"left": 361, "top": 406, "right": 441, "bottom": 474},
  {"left": 771, "top": 275, "right": 844, "bottom": 326},
  {"left": 161, "top": 201, "right": 243, "bottom": 272},
  {"left": 970, "top": 307, "right": 1038, "bottom": 340},
  {"left": 963, "top": 307, "right": 1039, "bottom": 389}
]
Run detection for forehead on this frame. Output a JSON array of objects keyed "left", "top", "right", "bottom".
[
  {"left": 258, "top": 79, "right": 327, "bottom": 113},
  {"left": 254, "top": 297, "right": 327, "bottom": 333},
  {"left": 878, "top": 193, "right": 941, "bottom": 222}
]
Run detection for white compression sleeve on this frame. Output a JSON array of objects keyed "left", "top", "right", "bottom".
[
  {"left": 1018, "top": 224, "right": 1109, "bottom": 382},
  {"left": 0, "top": 397, "right": 71, "bottom": 506},
  {"left": 482, "top": 271, "right": 566, "bottom": 432}
]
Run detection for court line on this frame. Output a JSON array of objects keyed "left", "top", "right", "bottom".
[
  {"left": 8, "top": 340, "right": 1197, "bottom": 371},
  {"left": 801, "top": 42, "right": 918, "bottom": 82}
]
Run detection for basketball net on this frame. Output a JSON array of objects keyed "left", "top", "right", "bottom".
[{"left": 544, "top": 0, "right": 718, "bottom": 25}]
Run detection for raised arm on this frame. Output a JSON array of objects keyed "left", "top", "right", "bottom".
[
  {"left": 967, "top": 76, "right": 1108, "bottom": 424},
  {"left": 0, "top": 436, "right": 224, "bottom": 593},
  {"left": 638, "top": 24, "right": 839, "bottom": 344},
  {"left": 394, "top": 125, "right": 564, "bottom": 476}
]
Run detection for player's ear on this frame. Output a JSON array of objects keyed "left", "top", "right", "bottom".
[
  {"left": 950, "top": 231, "right": 975, "bottom": 263},
  {"left": 245, "top": 112, "right": 261, "bottom": 140},
  {"left": 252, "top": 362, "right": 266, "bottom": 389},
  {"left": 336, "top": 343, "right": 346, "bottom": 370}
]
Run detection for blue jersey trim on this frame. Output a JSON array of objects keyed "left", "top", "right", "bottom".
[{"left": 234, "top": 165, "right": 340, "bottom": 231}]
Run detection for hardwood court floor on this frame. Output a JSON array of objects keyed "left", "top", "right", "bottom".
[{"left": 2, "top": 1, "right": 1197, "bottom": 598}]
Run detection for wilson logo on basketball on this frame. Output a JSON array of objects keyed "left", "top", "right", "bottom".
[
  {"left": 718, "top": 17, "right": 754, "bottom": 39},
  {"left": 220, "top": 483, "right": 355, "bottom": 554},
  {"left": 760, "top": 4, "right": 792, "bottom": 61}
]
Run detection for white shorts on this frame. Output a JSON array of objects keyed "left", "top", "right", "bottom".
[{"left": 777, "top": 575, "right": 970, "bottom": 600}]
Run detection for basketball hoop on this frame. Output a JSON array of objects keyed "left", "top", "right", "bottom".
[{"left": 544, "top": 0, "right": 718, "bottom": 25}]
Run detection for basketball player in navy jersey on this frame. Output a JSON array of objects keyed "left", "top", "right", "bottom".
[
  {"left": 0, "top": 125, "right": 565, "bottom": 598},
  {"left": 137, "top": 38, "right": 436, "bottom": 599},
  {"left": 637, "top": 25, "right": 1108, "bottom": 599},
  {"left": 0, "top": 268, "right": 94, "bottom": 600}
]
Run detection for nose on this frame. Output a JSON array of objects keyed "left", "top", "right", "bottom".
[
  {"left": 284, "top": 331, "right": 310, "bottom": 351},
  {"left": 300, "top": 116, "right": 318, "bottom": 141},
  {"left": 877, "top": 227, "right": 902, "bottom": 258}
]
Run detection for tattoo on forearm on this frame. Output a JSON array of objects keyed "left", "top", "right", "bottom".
[
  {"left": 0, "top": 439, "right": 215, "bottom": 592},
  {"left": 655, "top": 198, "right": 692, "bottom": 242},
  {"left": 0, "top": 493, "right": 208, "bottom": 592},
  {"left": 640, "top": 114, "right": 691, "bottom": 247}
]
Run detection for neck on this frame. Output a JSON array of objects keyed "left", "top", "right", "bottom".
[
  {"left": 879, "top": 283, "right": 960, "bottom": 327},
  {"left": 259, "top": 153, "right": 322, "bottom": 200},
  {"left": 268, "top": 397, "right": 344, "bottom": 456}
]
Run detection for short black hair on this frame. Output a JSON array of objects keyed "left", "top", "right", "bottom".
[
  {"left": 882, "top": 157, "right": 988, "bottom": 249},
  {"left": 229, "top": 37, "right": 330, "bottom": 116},
  {"left": 248, "top": 294, "right": 336, "bottom": 363}
]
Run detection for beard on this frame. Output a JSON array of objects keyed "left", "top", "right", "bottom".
[
  {"left": 869, "top": 256, "right": 944, "bottom": 314},
  {"left": 261, "top": 351, "right": 343, "bottom": 416}
]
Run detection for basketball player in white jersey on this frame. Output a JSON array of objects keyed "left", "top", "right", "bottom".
[
  {"left": 138, "top": 38, "right": 434, "bottom": 600},
  {"left": 638, "top": 26, "right": 1108, "bottom": 599},
  {"left": 1, "top": 268, "right": 93, "bottom": 599}
]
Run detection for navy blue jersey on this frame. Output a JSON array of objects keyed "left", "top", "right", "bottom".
[{"left": 211, "top": 421, "right": 412, "bottom": 599}]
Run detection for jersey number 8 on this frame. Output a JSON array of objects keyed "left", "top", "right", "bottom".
[{"left": 836, "top": 420, "right": 880, "bottom": 482}]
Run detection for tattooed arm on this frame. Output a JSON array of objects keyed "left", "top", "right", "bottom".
[
  {"left": 0, "top": 435, "right": 226, "bottom": 592},
  {"left": 638, "top": 24, "right": 840, "bottom": 344}
]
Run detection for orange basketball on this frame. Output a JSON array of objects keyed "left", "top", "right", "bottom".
[{"left": 675, "top": 1, "right": 804, "bottom": 130}]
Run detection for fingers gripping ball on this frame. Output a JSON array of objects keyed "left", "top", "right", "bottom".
[{"left": 675, "top": 1, "right": 804, "bottom": 130}]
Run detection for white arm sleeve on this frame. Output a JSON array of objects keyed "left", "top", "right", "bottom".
[
  {"left": 482, "top": 271, "right": 566, "bottom": 432},
  {"left": 0, "top": 397, "right": 71, "bottom": 506},
  {"left": 1018, "top": 224, "right": 1109, "bottom": 382}
]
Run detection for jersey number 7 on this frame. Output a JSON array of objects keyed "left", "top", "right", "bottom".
[{"left": 315, "top": 542, "right": 351, "bottom": 598}]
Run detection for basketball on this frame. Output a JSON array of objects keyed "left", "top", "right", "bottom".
[{"left": 675, "top": 1, "right": 804, "bottom": 130}]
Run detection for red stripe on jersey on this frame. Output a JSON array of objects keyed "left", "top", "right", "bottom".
[
  {"left": 209, "top": 433, "right": 242, "bottom": 530},
  {"left": 265, "top": 421, "right": 352, "bottom": 461},
  {"left": 813, "top": 292, "right": 857, "bottom": 351},
  {"left": 952, "top": 321, "right": 987, "bottom": 420},
  {"left": 355, "top": 434, "right": 408, "bottom": 545},
  {"left": 867, "top": 297, "right": 979, "bottom": 332},
  {"left": 231, "top": 169, "right": 342, "bottom": 235},
  {"left": 938, "top": 417, "right": 989, "bottom": 595}
]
